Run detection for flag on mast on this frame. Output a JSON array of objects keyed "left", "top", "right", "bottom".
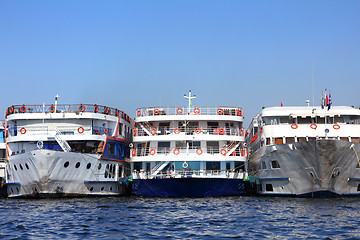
[
  {"left": 321, "top": 91, "right": 324, "bottom": 109},
  {"left": 328, "top": 92, "right": 332, "bottom": 110},
  {"left": 281, "top": 101, "right": 283, "bottom": 107},
  {"left": 325, "top": 89, "right": 329, "bottom": 107}
]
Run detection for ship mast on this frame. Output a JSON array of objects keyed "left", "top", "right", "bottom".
[{"left": 184, "top": 90, "right": 196, "bottom": 114}]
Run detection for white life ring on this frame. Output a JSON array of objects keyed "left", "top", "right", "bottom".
[
  {"left": 182, "top": 162, "right": 188, "bottom": 168},
  {"left": 37, "top": 141, "right": 43, "bottom": 149}
]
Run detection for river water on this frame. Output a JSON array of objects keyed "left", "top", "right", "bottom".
[{"left": 0, "top": 196, "right": 359, "bottom": 239}]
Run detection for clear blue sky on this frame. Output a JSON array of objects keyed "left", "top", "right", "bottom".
[{"left": 1, "top": 0, "right": 359, "bottom": 126}]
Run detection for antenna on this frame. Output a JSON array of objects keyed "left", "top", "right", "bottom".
[
  {"left": 55, "top": 94, "right": 59, "bottom": 112},
  {"left": 312, "top": 51, "right": 314, "bottom": 107},
  {"left": 184, "top": 90, "right": 196, "bottom": 114}
]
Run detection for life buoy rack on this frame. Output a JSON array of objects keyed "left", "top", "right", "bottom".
[
  {"left": 310, "top": 124, "right": 317, "bottom": 129},
  {"left": 333, "top": 124, "right": 340, "bottom": 130},
  {"left": 182, "top": 162, "right": 188, "bottom": 168},
  {"left": 217, "top": 108, "right": 223, "bottom": 115},
  {"left": 136, "top": 110, "right": 141, "bottom": 117},
  {"left": 94, "top": 105, "right": 99, "bottom": 113},
  {"left": 196, "top": 148, "right": 203, "bottom": 155},
  {"left": 151, "top": 128, "right": 157, "bottom": 135},
  {"left": 174, "top": 128, "right": 180, "bottom": 134},
  {"left": 104, "top": 107, "right": 109, "bottom": 114},
  {"left": 79, "top": 105, "right": 85, "bottom": 112},
  {"left": 20, "top": 127, "right": 26, "bottom": 134},
  {"left": 220, "top": 149, "right": 227, "bottom": 156},
  {"left": 291, "top": 124, "right": 298, "bottom": 129},
  {"left": 49, "top": 105, "right": 55, "bottom": 113},
  {"left": 149, "top": 149, "right": 156, "bottom": 155},
  {"left": 133, "top": 128, "right": 137, "bottom": 136},
  {"left": 195, "top": 128, "right": 201, "bottom": 134},
  {"left": 20, "top": 105, "right": 27, "bottom": 113},
  {"left": 131, "top": 149, "right": 136, "bottom": 157},
  {"left": 173, "top": 149, "right": 180, "bottom": 155},
  {"left": 219, "top": 128, "right": 225, "bottom": 135},
  {"left": 154, "top": 109, "right": 160, "bottom": 115},
  {"left": 176, "top": 108, "right": 183, "bottom": 114},
  {"left": 104, "top": 128, "right": 108, "bottom": 135},
  {"left": 239, "top": 129, "right": 244, "bottom": 136},
  {"left": 78, "top": 127, "right": 84, "bottom": 134},
  {"left": 194, "top": 108, "right": 200, "bottom": 114}
]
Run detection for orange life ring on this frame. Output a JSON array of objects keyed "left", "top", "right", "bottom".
[
  {"left": 195, "top": 128, "right": 201, "bottom": 134},
  {"left": 131, "top": 149, "right": 136, "bottom": 157},
  {"left": 173, "top": 149, "right": 180, "bottom": 155},
  {"left": 237, "top": 109, "right": 241, "bottom": 116},
  {"left": 217, "top": 108, "right": 223, "bottom": 115},
  {"left": 149, "top": 149, "right": 156, "bottom": 155},
  {"left": 20, "top": 127, "right": 26, "bottom": 134},
  {"left": 241, "top": 149, "right": 245, "bottom": 157},
  {"left": 260, "top": 127, "right": 263, "bottom": 133},
  {"left": 104, "top": 128, "right": 108, "bottom": 135},
  {"left": 176, "top": 108, "right": 183, "bottom": 114},
  {"left": 310, "top": 124, "right": 317, "bottom": 129},
  {"left": 220, "top": 149, "right": 227, "bottom": 155},
  {"left": 333, "top": 124, "right": 340, "bottom": 130},
  {"left": 136, "top": 110, "right": 141, "bottom": 117},
  {"left": 116, "top": 110, "right": 120, "bottom": 116},
  {"left": 20, "top": 105, "right": 27, "bottom": 113},
  {"left": 79, "top": 105, "right": 85, "bottom": 112},
  {"left": 194, "top": 108, "right": 200, "bottom": 114},
  {"left": 219, "top": 128, "right": 225, "bottom": 135},
  {"left": 94, "top": 105, "right": 99, "bottom": 113},
  {"left": 9, "top": 106, "right": 14, "bottom": 114},
  {"left": 154, "top": 109, "right": 160, "bottom": 115},
  {"left": 196, "top": 148, "right": 203, "bottom": 155},
  {"left": 174, "top": 128, "right": 180, "bottom": 134},
  {"left": 104, "top": 107, "right": 109, "bottom": 114},
  {"left": 49, "top": 105, "right": 55, "bottom": 113},
  {"left": 2, "top": 122, "right": 5, "bottom": 128},
  {"left": 5, "top": 109, "right": 8, "bottom": 117},
  {"left": 133, "top": 128, "right": 137, "bottom": 136},
  {"left": 151, "top": 128, "right": 157, "bottom": 135},
  {"left": 291, "top": 124, "right": 298, "bottom": 129},
  {"left": 239, "top": 129, "right": 244, "bottom": 136},
  {"left": 78, "top": 127, "right": 84, "bottom": 133}
]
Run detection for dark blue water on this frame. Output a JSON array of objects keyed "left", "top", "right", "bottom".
[{"left": 0, "top": 196, "right": 360, "bottom": 239}]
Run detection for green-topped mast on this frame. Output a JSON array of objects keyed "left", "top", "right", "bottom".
[{"left": 184, "top": 90, "right": 196, "bottom": 114}]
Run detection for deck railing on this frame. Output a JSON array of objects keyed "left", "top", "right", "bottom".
[
  {"left": 132, "top": 169, "right": 247, "bottom": 179},
  {"left": 134, "top": 126, "right": 245, "bottom": 137},
  {"left": 135, "top": 106, "right": 243, "bottom": 117}
]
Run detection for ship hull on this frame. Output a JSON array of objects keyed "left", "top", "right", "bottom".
[
  {"left": 131, "top": 178, "right": 247, "bottom": 197},
  {"left": 248, "top": 140, "right": 360, "bottom": 197},
  {"left": 6, "top": 149, "right": 129, "bottom": 198}
]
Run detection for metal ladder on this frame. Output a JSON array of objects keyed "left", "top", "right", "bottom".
[
  {"left": 55, "top": 129, "right": 71, "bottom": 152},
  {"left": 151, "top": 161, "right": 171, "bottom": 175}
]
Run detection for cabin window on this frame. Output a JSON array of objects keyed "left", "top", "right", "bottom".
[
  {"left": 297, "top": 117, "right": 313, "bottom": 124},
  {"left": 298, "top": 137, "right": 306, "bottom": 142},
  {"left": 189, "top": 141, "right": 201, "bottom": 148},
  {"left": 274, "top": 138, "right": 283, "bottom": 144},
  {"left": 206, "top": 141, "right": 219, "bottom": 154},
  {"left": 351, "top": 138, "right": 360, "bottom": 143},
  {"left": 266, "top": 184, "right": 273, "bottom": 191},
  {"left": 158, "top": 142, "right": 170, "bottom": 154},
  {"left": 271, "top": 160, "right": 281, "bottom": 169},
  {"left": 108, "top": 143, "right": 115, "bottom": 155},
  {"left": 175, "top": 141, "right": 186, "bottom": 148},
  {"left": 133, "top": 162, "right": 142, "bottom": 171},
  {"left": 159, "top": 122, "right": 170, "bottom": 135},
  {"left": 261, "top": 162, "right": 267, "bottom": 170},
  {"left": 266, "top": 138, "right": 271, "bottom": 145},
  {"left": 206, "top": 162, "right": 220, "bottom": 170},
  {"left": 316, "top": 117, "right": 325, "bottom": 124},
  {"left": 286, "top": 137, "right": 295, "bottom": 143},
  {"left": 279, "top": 117, "right": 291, "bottom": 124},
  {"left": 226, "top": 162, "right": 231, "bottom": 170},
  {"left": 235, "top": 161, "right": 244, "bottom": 171},
  {"left": 207, "top": 122, "right": 219, "bottom": 134},
  {"left": 357, "top": 184, "right": 360, "bottom": 191}
]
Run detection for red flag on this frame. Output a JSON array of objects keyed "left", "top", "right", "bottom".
[
  {"left": 281, "top": 101, "right": 283, "bottom": 107},
  {"left": 325, "top": 89, "right": 329, "bottom": 106}
]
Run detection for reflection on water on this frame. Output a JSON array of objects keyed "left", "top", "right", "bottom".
[{"left": 0, "top": 197, "right": 360, "bottom": 239}]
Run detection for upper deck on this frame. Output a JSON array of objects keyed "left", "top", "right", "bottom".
[{"left": 135, "top": 106, "right": 243, "bottom": 122}]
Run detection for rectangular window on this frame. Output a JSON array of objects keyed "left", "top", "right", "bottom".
[
  {"left": 189, "top": 141, "right": 201, "bottom": 148},
  {"left": 266, "top": 184, "right": 273, "bottom": 191},
  {"left": 271, "top": 160, "right": 281, "bottom": 169},
  {"left": 175, "top": 141, "right": 186, "bottom": 148},
  {"left": 286, "top": 137, "right": 295, "bottom": 143},
  {"left": 261, "top": 162, "right": 267, "bottom": 170},
  {"left": 107, "top": 143, "right": 115, "bottom": 155},
  {"left": 206, "top": 141, "right": 219, "bottom": 154},
  {"left": 133, "top": 162, "right": 142, "bottom": 171},
  {"left": 206, "top": 161, "right": 220, "bottom": 170},
  {"left": 158, "top": 142, "right": 170, "bottom": 154}
]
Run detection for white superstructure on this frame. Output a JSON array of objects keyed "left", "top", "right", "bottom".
[
  {"left": 5, "top": 103, "right": 133, "bottom": 197},
  {"left": 247, "top": 105, "right": 360, "bottom": 197}
]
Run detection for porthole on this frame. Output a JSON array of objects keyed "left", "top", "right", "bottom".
[
  {"left": 14, "top": 165, "right": 17, "bottom": 171},
  {"left": 110, "top": 187, "right": 113, "bottom": 191},
  {"left": 86, "top": 163, "right": 91, "bottom": 169},
  {"left": 89, "top": 187, "right": 93, "bottom": 192},
  {"left": 25, "top": 163, "right": 29, "bottom": 170},
  {"left": 266, "top": 184, "right": 273, "bottom": 192},
  {"left": 19, "top": 164, "right": 23, "bottom": 170},
  {"left": 98, "top": 164, "right": 102, "bottom": 170},
  {"left": 75, "top": 162, "right": 80, "bottom": 168},
  {"left": 64, "top": 161, "right": 69, "bottom": 168},
  {"left": 101, "top": 187, "right": 104, "bottom": 191}
]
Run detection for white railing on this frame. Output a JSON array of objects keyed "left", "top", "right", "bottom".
[
  {"left": 134, "top": 126, "right": 246, "bottom": 137},
  {"left": 135, "top": 106, "right": 243, "bottom": 117},
  {"left": 132, "top": 169, "right": 247, "bottom": 180},
  {"left": 131, "top": 147, "right": 247, "bottom": 157}
]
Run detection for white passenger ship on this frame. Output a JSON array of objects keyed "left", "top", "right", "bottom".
[
  {"left": 131, "top": 91, "right": 248, "bottom": 197},
  {"left": 4, "top": 100, "right": 133, "bottom": 198},
  {"left": 247, "top": 104, "right": 360, "bottom": 197}
]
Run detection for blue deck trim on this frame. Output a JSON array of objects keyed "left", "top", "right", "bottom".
[
  {"left": 5, "top": 182, "right": 21, "bottom": 185},
  {"left": 348, "top": 178, "right": 360, "bottom": 181}
]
